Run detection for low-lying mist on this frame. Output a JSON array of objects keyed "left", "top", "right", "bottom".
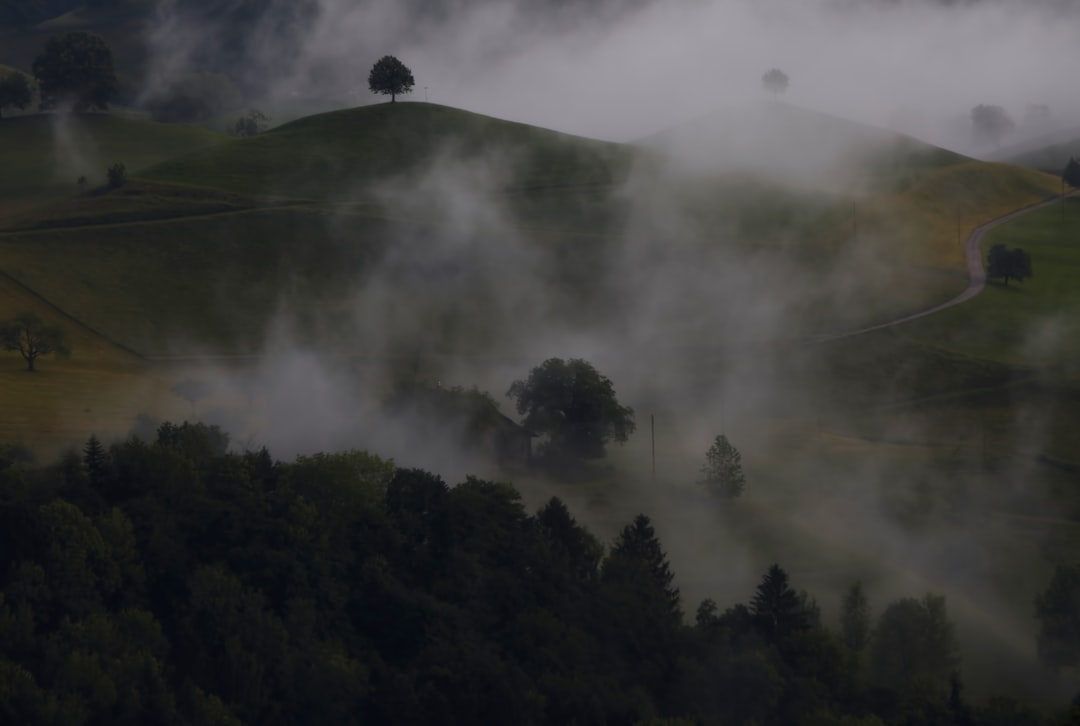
[{"left": 128, "top": 117, "right": 1076, "bottom": 704}]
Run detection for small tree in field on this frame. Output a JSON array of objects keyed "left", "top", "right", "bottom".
[
  {"left": 698, "top": 434, "right": 746, "bottom": 498},
  {"left": 1063, "top": 157, "right": 1080, "bottom": 189},
  {"left": 986, "top": 243, "right": 1032, "bottom": 286},
  {"left": 368, "top": 55, "right": 415, "bottom": 103},
  {"left": 1, "top": 312, "right": 69, "bottom": 371},
  {"left": 0, "top": 71, "right": 32, "bottom": 118},
  {"left": 762, "top": 68, "right": 789, "bottom": 98}
]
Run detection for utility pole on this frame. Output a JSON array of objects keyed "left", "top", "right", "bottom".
[{"left": 650, "top": 414, "right": 655, "bottom": 485}]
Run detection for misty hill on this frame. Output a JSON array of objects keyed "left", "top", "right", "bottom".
[
  {"left": 0, "top": 101, "right": 1060, "bottom": 357},
  {"left": 142, "top": 102, "right": 636, "bottom": 200},
  {"left": 1001, "top": 128, "right": 1080, "bottom": 173},
  {"left": 640, "top": 102, "right": 968, "bottom": 194}
]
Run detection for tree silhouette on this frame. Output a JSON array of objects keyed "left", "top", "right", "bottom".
[
  {"left": 1035, "top": 563, "right": 1080, "bottom": 671},
  {"left": 841, "top": 580, "right": 871, "bottom": 653},
  {"left": 1063, "top": 157, "right": 1080, "bottom": 189},
  {"left": 986, "top": 244, "right": 1032, "bottom": 286},
  {"left": 32, "top": 31, "right": 117, "bottom": 111},
  {"left": 970, "top": 105, "right": 1014, "bottom": 148},
  {"left": 750, "top": 564, "right": 809, "bottom": 643},
  {"left": 870, "top": 594, "right": 958, "bottom": 697},
  {"left": 368, "top": 55, "right": 415, "bottom": 103},
  {"left": 508, "top": 358, "right": 635, "bottom": 463},
  {"left": 762, "top": 68, "right": 789, "bottom": 98},
  {"left": 0, "top": 71, "right": 32, "bottom": 118},
  {"left": 0, "top": 312, "right": 69, "bottom": 371},
  {"left": 698, "top": 434, "right": 746, "bottom": 498}
]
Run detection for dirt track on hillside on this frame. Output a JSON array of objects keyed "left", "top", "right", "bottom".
[{"left": 813, "top": 193, "right": 1069, "bottom": 343}]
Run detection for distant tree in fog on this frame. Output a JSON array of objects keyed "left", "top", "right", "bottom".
[
  {"left": 1035, "top": 563, "right": 1080, "bottom": 671},
  {"left": 697, "top": 434, "right": 745, "bottom": 498},
  {"left": 231, "top": 108, "right": 269, "bottom": 137},
  {"left": 841, "top": 580, "right": 871, "bottom": 653},
  {"left": 970, "top": 104, "right": 1014, "bottom": 148},
  {"left": 507, "top": 357, "right": 635, "bottom": 463},
  {"left": 32, "top": 31, "right": 117, "bottom": 111},
  {"left": 0, "top": 70, "right": 32, "bottom": 118},
  {"left": 870, "top": 594, "right": 958, "bottom": 697},
  {"left": 368, "top": 55, "right": 415, "bottom": 103},
  {"left": 171, "top": 378, "right": 211, "bottom": 415},
  {"left": 762, "top": 68, "right": 789, "bottom": 98},
  {"left": 1063, "top": 157, "right": 1080, "bottom": 189}
]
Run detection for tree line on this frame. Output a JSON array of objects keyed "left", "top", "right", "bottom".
[{"left": 1, "top": 422, "right": 1078, "bottom": 724}]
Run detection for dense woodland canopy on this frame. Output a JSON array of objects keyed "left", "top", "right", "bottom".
[{"left": 0, "top": 422, "right": 1076, "bottom": 724}]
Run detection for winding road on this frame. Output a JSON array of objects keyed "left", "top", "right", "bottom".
[{"left": 813, "top": 193, "right": 1068, "bottom": 343}]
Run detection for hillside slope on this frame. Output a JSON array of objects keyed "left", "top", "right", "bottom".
[
  {"left": 0, "top": 102, "right": 1062, "bottom": 358},
  {"left": 0, "top": 113, "right": 227, "bottom": 200},
  {"left": 143, "top": 102, "right": 636, "bottom": 199}
]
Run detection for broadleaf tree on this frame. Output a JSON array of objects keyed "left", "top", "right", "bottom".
[
  {"left": 1, "top": 312, "right": 70, "bottom": 371},
  {"left": 507, "top": 357, "right": 635, "bottom": 463},
  {"left": 986, "top": 243, "right": 1032, "bottom": 286},
  {"left": 368, "top": 55, "right": 414, "bottom": 103},
  {"left": 0, "top": 70, "right": 32, "bottom": 118},
  {"left": 32, "top": 31, "right": 117, "bottom": 111}
]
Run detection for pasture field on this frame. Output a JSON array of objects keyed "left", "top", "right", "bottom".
[
  {"left": 0, "top": 103, "right": 1061, "bottom": 362},
  {"left": 899, "top": 195, "right": 1080, "bottom": 370}
]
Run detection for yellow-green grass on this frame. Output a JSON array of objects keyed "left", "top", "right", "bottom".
[
  {"left": 0, "top": 113, "right": 227, "bottom": 200},
  {"left": 143, "top": 102, "right": 636, "bottom": 200},
  {"left": 897, "top": 195, "right": 1080, "bottom": 370},
  {"left": 0, "top": 272, "right": 156, "bottom": 456},
  {"left": 0, "top": 206, "right": 403, "bottom": 355}
]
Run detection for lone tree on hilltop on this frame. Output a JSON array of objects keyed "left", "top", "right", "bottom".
[
  {"left": 1063, "top": 157, "right": 1080, "bottom": 189},
  {"left": 762, "top": 68, "right": 789, "bottom": 98},
  {"left": 232, "top": 108, "right": 270, "bottom": 137},
  {"left": 986, "top": 243, "right": 1032, "bottom": 286},
  {"left": 368, "top": 55, "right": 414, "bottom": 103},
  {"left": 0, "top": 70, "right": 32, "bottom": 118},
  {"left": 1, "top": 312, "right": 70, "bottom": 371},
  {"left": 970, "top": 104, "right": 1014, "bottom": 148},
  {"left": 698, "top": 434, "right": 746, "bottom": 498},
  {"left": 32, "top": 31, "right": 117, "bottom": 111},
  {"left": 507, "top": 358, "right": 635, "bottom": 463}
]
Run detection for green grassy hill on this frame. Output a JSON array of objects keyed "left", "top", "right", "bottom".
[
  {"left": 0, "top": 101, "right": 1062, "bottom": 359},
  {"left": 143, "top": 102, "right": 636, "bottom": 200}
]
